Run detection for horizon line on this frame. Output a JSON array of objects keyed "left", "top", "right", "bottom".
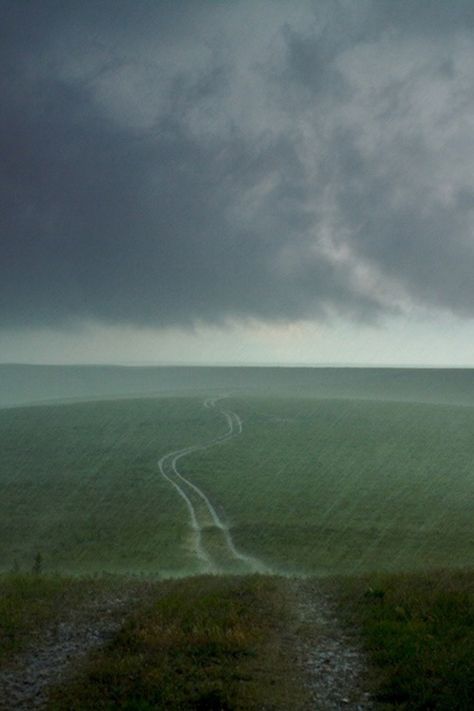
[{"left": 1, "top": 361, "right": 474, "bottom": 370}]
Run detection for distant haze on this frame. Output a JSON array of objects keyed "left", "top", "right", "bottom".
[
  {"left": 1, "top": 1, "right": 474, "bottom": 365},
  {"left": 2, "top": 364, "right": 474, "bottom": 410}
]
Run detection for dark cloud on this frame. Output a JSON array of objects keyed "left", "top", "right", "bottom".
[{"left": 2, "top": 0, "right": 474, "bottom": 331}]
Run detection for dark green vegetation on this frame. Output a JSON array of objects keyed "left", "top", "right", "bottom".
[
  {"left": 48, "top": 575, "right": 302, "bottom": 710},
  {"left": 0, "top": 574, "right": 115, "bottom": 661},
  {"left": 3, "top": 569, "right": 470, "bottom": 709},
  {"left": 339, "top": 569, "right": 474, "bottom": 709}
]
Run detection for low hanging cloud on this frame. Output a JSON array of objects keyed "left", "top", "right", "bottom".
[{"left": 2, "top": 0, "right": 474, "bottom": 331}]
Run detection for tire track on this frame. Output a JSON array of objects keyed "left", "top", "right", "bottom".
[{"left": 158, "top": 397, "right": 267, "bottom": 573}]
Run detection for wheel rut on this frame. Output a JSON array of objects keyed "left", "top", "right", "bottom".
[{"left": 159, "top": 397, "right": 268, "bottom": 574}]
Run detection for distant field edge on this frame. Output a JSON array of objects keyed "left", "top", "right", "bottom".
[{"left": 2, "top": 363, "right": 474, "bottom": 408}]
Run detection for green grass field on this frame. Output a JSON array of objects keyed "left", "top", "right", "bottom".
[
  {"left": 0, "top": 397, "right": 223, "bottom": 576},
  {"left": 1, "top": 367, "right": 474, "bottom": 708},
  {"left": 1, "top": 387, "right": 473, "bottom": 577},
  {"left": 188, "top": 396, "right": 474, "bottom": 575}
]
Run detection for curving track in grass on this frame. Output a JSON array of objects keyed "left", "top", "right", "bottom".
[{"left": 158, "top": 398, "right": 267, "bottom": 574}]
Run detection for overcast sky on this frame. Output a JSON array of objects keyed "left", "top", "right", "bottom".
[{"left": 2, "top": 0, "right": 474, "bottom": 366}]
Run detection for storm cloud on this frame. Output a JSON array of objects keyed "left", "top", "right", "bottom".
[{"left": 2, "top": 0, "right": 474, "bottom": 331}]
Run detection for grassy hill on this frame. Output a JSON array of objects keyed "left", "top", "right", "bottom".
[
  {"left": 1, "top": 392, "right": 472, "bottom": 577},
  {"left": 188, "top": 396, "right": 474, "bottom": 575},
  {"left": 1, "top": 367, "right": 473, "bottom": 708}
]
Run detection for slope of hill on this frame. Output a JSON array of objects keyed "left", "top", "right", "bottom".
[{"left": 1, "top": 394, "right": 472, "bottom": 577}]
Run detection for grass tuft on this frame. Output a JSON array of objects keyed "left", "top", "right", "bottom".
[
  {"left": 0, "top": 574, "right": 80, "bottom": 660},
  {"left": 337, "top": 569, "right": 474, "bottom": 709}
]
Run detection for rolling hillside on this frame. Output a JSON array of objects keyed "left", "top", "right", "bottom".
[{"left": 1, "top": 390, "right": 472, "bottom": 577}]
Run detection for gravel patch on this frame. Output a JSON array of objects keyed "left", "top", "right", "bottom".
[
  {"left": 0, "top": 586, "right": 148, "bottom": 710},
  {"left": 290, "top": 579, "right": 374, "bottom": 710}
]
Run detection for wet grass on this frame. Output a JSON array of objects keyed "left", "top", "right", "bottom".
[
  {"left": 47, "top": 575, "right": 304, "bottom": 710},
  {"left": 2, "top": 381, "right": 473, "bottom": 707},
  {"left": 337, "top": 568, "right": 474, "bottom": 709},
  {"left": 1, "top": 394, "right": 473, "bottom": 577},
  {"left": 189, "top": 396, "right": 474, "bottom": 574},
  {"left": 0, "top": 397, "right": 222, "bottom": 576}
]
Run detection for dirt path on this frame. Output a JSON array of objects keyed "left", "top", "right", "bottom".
[
  {"left": 159, "top": 397, "right": 268, "bottom": 573},
  {"left": 288, "top": 578, "right": 373, "bottom": 710},
  {"left": 0, "top": 577, "right": 374, "bottom": 710},
  {"left": 0, "top": 584, "right": 151, "bottom": 711}
]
